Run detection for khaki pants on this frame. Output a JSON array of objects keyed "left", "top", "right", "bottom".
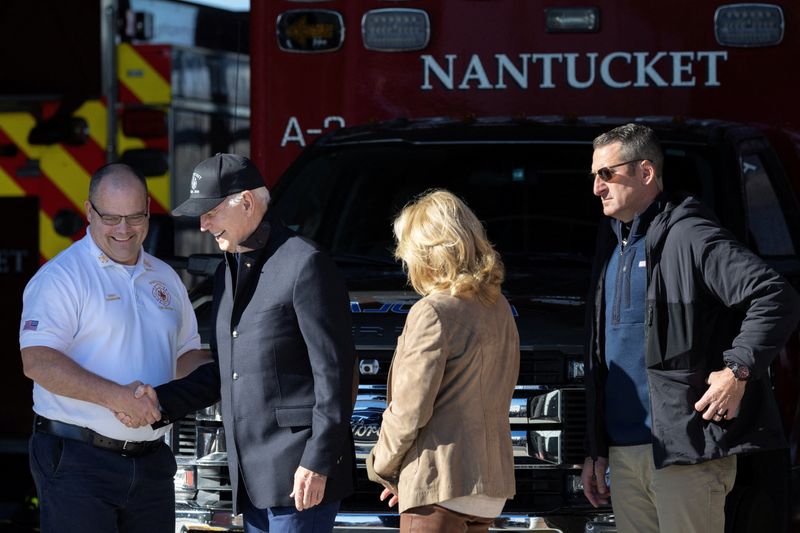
[
  {"left": 609, "top": 444, "right": 736, "bottom": 533},
  {"left": 400, "top": 505, "right": 495, "bottom": 533}
]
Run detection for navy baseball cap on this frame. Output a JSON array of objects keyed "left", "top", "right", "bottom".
[{"left": 172, "top": 153, "right": 265, "bottom": 217}]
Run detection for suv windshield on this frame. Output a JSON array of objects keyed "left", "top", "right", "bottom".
[{"left": 271, "top": 140, "right": 717, "bottom": 295}]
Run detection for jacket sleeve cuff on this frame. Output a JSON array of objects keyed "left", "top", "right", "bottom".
[{"left": 366, "top": 449, "right": 398, "bottom": 490}]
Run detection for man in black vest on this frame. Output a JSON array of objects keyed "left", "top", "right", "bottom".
[{"left": 136, "top": 153, "right": 355, "bottom": 532}]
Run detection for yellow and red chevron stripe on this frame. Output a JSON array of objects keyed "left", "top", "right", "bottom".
[
  {"left": 117, "top": 43, "right": 172, "bottom": 212},
  {"left": 118, "top": 43, "right": 171, "bottom": 105},
  {"left": 0, "top": 44, "right": 174, "bottom": 262},
  {"left": 0, "top": 114, "right": 90, "bottom": 262},
  {"left": 75, "top": 100, "right": 170, "bottom": 215}
]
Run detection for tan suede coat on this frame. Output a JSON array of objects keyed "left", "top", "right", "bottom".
[{"left": 367, "top": 291, "right": 520, "bottom": 513}]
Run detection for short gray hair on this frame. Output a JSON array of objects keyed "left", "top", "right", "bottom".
[
  {"left": 593, "top": 123, "right": 664, "bottom": 188},
  {"left": 227, "top": 186, "right": 271, "bottom": 207}
]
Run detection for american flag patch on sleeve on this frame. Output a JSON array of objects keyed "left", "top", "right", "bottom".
[{"left": 23, "top": 320, "right": 39, "bottom": 331}]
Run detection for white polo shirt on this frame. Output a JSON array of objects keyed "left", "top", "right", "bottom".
[{"left": 20, "top": 231, "right": 201, "bottom": 441}]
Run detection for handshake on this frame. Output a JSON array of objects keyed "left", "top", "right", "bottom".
[{"left": 112, "top": 381, "right": 162, "bottom": 428}]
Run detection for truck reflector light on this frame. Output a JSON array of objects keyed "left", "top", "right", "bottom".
[
  {"left": 122, "top": 108, "right": 167, "bottom": 138},
  {"left": 53, "top": 209, "right": 86, "bottom": 238},
  {"left": 28, "top": 116, "right": 89, "bottom": 146},
  {"left": 715, "top": 4, "right": 784, "bottom": 47},
  {"left": 362, "top": 8, "right": 430, "bottom": 52},
  {"left": 545, "top": 7, "right": 600, "bottom": 33},
  {"left": 176, "top": 466, "right": 196, "bottom": 490},
  {"left": 277, "top": 10, "right": 344, "bottom": 53}
]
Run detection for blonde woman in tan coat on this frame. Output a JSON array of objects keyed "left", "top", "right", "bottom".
[{"left": 367, "top": 190, "right": 520, "bottom": 533}]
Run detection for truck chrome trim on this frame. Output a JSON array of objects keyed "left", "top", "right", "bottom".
[{"left": 176, "top": 504, "right": 616, "bottom": 531}]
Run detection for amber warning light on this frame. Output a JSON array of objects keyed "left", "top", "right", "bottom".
[{"left": 277, "top": 10, "right": 344, "bottom": 53}]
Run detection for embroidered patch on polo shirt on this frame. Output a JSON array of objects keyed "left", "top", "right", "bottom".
[
  {"left": 151, "top": 281, "right": 171, "bottom": 307},
  {"left": 23, "top": 320, "right": 39, "bottom": 331}
]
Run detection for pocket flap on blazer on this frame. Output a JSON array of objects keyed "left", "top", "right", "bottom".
[{"left": 274, "top": 406, "right": 313, "bottom": 428}]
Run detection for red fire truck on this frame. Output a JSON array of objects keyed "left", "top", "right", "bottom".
[{"left": 249, "top": 1, "right": 800, "bottom": 188}]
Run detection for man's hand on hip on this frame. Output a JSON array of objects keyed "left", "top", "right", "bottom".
[
  {"left": 290, "top": 466, "right": 328, "bottom": 511},
  {"left": 694, "top": 368, "right": 745, "bottom": 422}
]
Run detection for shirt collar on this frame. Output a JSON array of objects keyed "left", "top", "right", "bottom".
[
  {"left": 612, "top": 192, "right": 667, "bottom": 245},
  {"left": 237, "top": 212, "right": 273, "bottom": 252},
  {"left": 84, "top": 229, "right": 145, "bottom": 272}
]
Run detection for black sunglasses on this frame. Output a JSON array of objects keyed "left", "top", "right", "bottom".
[{"left": 589, "top": 158, "right": 650, "bottom": 182}]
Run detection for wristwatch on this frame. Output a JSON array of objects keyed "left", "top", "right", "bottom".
[{"left": 725, "top": 361, "right": 751, "bottom": 381}]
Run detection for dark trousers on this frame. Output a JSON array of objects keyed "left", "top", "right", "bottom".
[
  {"left": 242, "top": 489, "right": 339, "bottom": 533},
  {"left": 400, "top": 504, "right": 495, "bottom": 533},
  {"left": 29, "top": 431, "right": 176, "bottom": 533}
]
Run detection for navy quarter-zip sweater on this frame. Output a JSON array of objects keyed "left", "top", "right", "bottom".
[{"left": 603, "top": 200, "right": 661, "bottom": 446}]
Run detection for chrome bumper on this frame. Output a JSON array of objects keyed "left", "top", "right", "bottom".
[{"left": 175, "top": 502, "right": 615, "bottom": 533}]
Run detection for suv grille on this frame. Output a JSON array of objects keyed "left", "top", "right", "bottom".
[
  {"left": 519, "top": 350, "right": 570, "bottom": 385},
  {"left": 173, "top": 412, "right": 197, "bottom": 456},
  {"left": 561, "top": 388, "right": 587, "bottom": 465}
]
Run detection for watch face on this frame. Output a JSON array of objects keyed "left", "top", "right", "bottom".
[{"left": 729, "top": 362, "right": 750, "bottom": 380}]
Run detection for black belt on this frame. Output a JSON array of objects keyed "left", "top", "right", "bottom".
[{"left": 34, "top": 415, "right": 162, "bottom": 457}]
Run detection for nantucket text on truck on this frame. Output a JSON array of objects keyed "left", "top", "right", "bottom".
[{"left": 420, "top": 50, "right": 729, "bottom": 90}]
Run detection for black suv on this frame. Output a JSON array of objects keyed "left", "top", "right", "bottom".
[{"left": 172, "top": 117, "right": 800, "bottom": 533}]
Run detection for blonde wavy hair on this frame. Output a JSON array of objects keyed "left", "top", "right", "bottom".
[{"left": 393, "top": 190, "right": 505, "bottom": 305}]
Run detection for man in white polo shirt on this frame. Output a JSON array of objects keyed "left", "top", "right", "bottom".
[{"left": 19, "top": 163, "right": 208, "bottom": 533}]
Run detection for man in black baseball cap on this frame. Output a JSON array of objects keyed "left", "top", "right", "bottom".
[
  {"left": 145, "top": 153, "right": 356, "bottom": 532},
  {"left": 172, "top": 153, "right": 265, "bottom": 217}
]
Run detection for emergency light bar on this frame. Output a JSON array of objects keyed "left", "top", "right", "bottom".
[
  {"left": 362, "top": 8, "right": 430, "bottom": 52},
  {"left": 277, "top": 10, "right": 344, "bottom": 53},
  {"left": 545, "top": 7, "right": 599, "bottom": 33},
  {"left": 714, "top": 4, "right": 784, "bottom": 47}
]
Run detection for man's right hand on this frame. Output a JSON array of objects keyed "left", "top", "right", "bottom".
[
  {"left": 581, "top": 456, "right": 610, "bottom": 507},
  {"left": 112, "top": 381, "right": 161, "bottom": 428}
]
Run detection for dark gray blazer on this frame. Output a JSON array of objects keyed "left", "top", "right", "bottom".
[{"left": 156, "top": 211, "right": 355, "bottom": 513}]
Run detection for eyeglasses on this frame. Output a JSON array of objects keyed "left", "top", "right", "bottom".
[
  {"left": 89, "top": 200, "right": 149, "bottom": 226},
  {"left": 589, "top": 159, "right": 650, "bottom": 182}
]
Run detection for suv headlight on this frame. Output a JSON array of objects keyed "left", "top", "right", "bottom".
[{"left": 568, "top": 359, "right": 585, "bottom": 381}]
